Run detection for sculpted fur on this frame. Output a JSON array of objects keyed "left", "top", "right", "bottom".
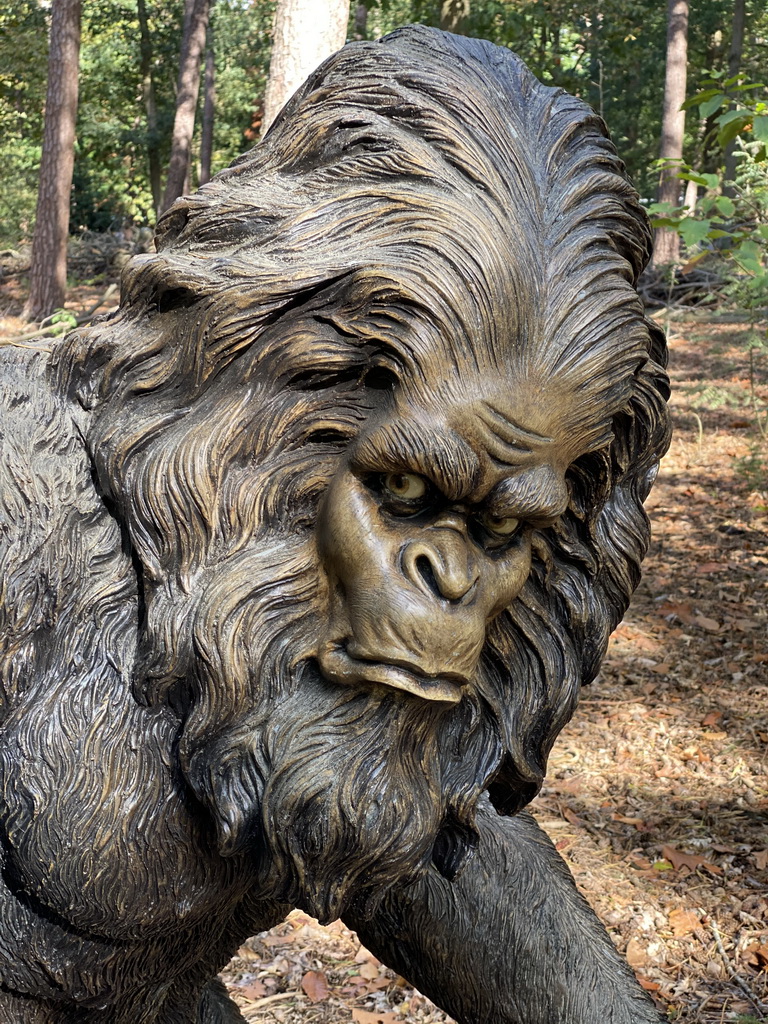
[{"left": 1, "top": 26, "right": 669, "bottom": 1024}]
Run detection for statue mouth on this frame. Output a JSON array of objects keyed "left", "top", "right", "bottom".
[{"left": 317, "top": 642, "right": 467, "bottom": 703}]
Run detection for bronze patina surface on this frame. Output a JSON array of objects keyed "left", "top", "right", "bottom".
[{"left": 0, "top": 25, "right": 670, "bottom": 1024}]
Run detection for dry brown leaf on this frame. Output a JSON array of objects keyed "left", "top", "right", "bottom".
[
  {"left": 694, "top": 615, "right": 721, "bottom": 632},
  {"left": 636, "top": 976, "right": 661, "bottom": 992},
  {"left": 301, "top": 970, "right": 329, "bottom": 1003},
  {"left": 352, "top": 1010, "right": 398, "bottom": 1024},
  {"left": 701, "top": 711, "right": 723, "bottom": 727},
  {"left": 626, "top": 938, "right": 650, "bottom": 968},
  {"left": 358, "top": 962, "right": 380, "bottom": 981},
  {"left": 562, "top": 806, "right": 584, "bottom": 827},
  {"left": 744, "top": 943, "right": 768, "bottom": 967},
  {"left": 668, "top": 908, "right": 700, "bottom": 937},
  {"left": 354, "top": 946, "right": 378, "bottom": 965},
  {"left": 612, "top": 813, "right": 646, "bottom": 826},
  {"left": 752, "top": 849, "right": 768, "bottom": 870},
  {"left": 661, "top": 845, "right": 723, "bottom": 875},
  {"left": 237, "top": 980, "right": 268, "bottom": 1001}
]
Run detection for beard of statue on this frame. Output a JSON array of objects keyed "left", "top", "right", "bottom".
[
  {"left": 180, "top": 534, "right": 505, "bottom": 924},
  {"left": 133, "top": 430, "right": 507, "bottom": 924}
]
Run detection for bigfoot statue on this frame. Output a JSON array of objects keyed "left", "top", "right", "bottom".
[{"left": 0, "top": 25, "right": 670, "bottom": 1024}]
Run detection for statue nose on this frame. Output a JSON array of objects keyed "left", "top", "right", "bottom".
[{"left": 402, "top": 529, "right": 479, "bottom": 603}]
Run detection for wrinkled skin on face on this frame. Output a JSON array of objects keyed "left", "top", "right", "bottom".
[{"left": 316, "top": 393, "right": 571, "bottom": 704}]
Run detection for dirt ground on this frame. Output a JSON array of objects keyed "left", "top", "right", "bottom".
[{"left": 1, "top": 285, "right": 766, "bottom": 1023}]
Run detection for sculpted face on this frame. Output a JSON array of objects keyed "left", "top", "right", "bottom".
[{"left": 317, "top": 390, "right": 571, "bottom": 704}]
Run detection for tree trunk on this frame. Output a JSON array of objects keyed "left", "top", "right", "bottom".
[
  {"left": 137, "top": 0, "right": 162, "bottom": 218},
  {"left": 23, "top": 0, "right": 81, "bottom": 322},
  {"left": 262, "top": 0, "right": 349, "bottom": 134},
  {"left": 723, "top": 0, "right": 746, "bottom": 195},
  {"left": 199, "top": 34, "right": 215, "bottom": 186},
  {"left": 161, "top": 0, "right": 210, "bottom": 214},
  {"left": 651, "top": 0, "right": 689, "bottom": 268}
]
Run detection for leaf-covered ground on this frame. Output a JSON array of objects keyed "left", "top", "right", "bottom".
[{"left": 219, "top": 317, "right": 768, "bottom": 1024}]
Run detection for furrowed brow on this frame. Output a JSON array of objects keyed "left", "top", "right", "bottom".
[
  {"left": 489, "top": 468, "right": 569, "bottom": 522},
  {"left": 477, "top": 401, "right": 556, "bottom": 465},
  {"left": 353, "top": 421, "right": 480, "bottom": 500}
]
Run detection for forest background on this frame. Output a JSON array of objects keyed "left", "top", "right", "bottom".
[{"left": 1, "top": 0, "right": 766, "bottom": 264}]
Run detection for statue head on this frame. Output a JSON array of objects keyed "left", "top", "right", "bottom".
[{"left": 56, "top": 26, "right": 669, "bottom": 921}]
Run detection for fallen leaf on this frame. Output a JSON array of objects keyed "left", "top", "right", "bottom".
[
  {"left": 562, "top": 806, "right": 585, "bottom": 827},
  {"left": 752, "top": 849, "right": 768, "bottom": 870},
  {"left": 626, "top": 938, "right": 650, "bottom": 967},
  {"left": 744, "top": 943, "right": 768, "bottom": 967},
  {"left": 612, "top": 813, "right": 646, "bottom": 826},
  {"left": 696, "top": 562, "right": 728, "bottom": 573},
  {"left": 352, "top": 1010, "right": 398, "bottom": 1024},
  {"left": 358, "top": 962, "right": 380, "bottom": 981},
  {"left": 354, "top": 946, "right": 379, "bottom": 965},
  {"left": 301, "top": 971, "right": 329, "bottom": 1003},
  {"left": 661, "top": 845, "right": 723, "bottom": 875},
  {"left": 702, "top": 711, "right": 723, "bottom": 727},
  {"left": 668, "top": 908, "right": 701, "bottom": 937},
  {"left": 694, "top": 615, "right": 721, "bottom": 632},
  {"left": 237, "top": 980, "right": 267, "bottom": 1000},
  {"left": 637, "top": 976, "right": 661, "bottom": 992}
]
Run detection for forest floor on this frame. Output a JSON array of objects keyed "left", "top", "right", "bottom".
[{"left": 0, "top": 282, "right": 766, "bottom": 1023}]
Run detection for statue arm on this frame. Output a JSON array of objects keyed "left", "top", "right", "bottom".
[{"left": 344, "top": 800, "right": 664, "bottom": 1024}]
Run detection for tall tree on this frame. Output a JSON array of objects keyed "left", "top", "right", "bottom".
[
  {"left": 262, "top": 0, "right": 349, "bottom": 134},
  {"left": 23, "top": 0, "right": 81, "bottom": 321},
  {"left": 137, "top": 0, "right": 162, "bottom": 217},
  {"left": 651, "top": 0, "right": 689, "bottom": 267},
  {"left": 161, "top": 0, "right": 210, "bottom": 214},
  {"left": 199, "top": 31, "right": 215, "bottom": 186},
  {"left": 723, "top": 0, "right": 746, "bottom": 195}
]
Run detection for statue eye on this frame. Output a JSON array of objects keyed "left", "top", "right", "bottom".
[
  {"left": 483, "top": 514, "right": 520, "bottom": 537},
  {"left": 383, "top": 472, "right": 427, "bottom": 501}
]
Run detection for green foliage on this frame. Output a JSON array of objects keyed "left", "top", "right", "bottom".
[{"left": 649, "top": 81, "right": 768, "bottom": 314}]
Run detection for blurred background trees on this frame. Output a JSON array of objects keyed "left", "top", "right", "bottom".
[{"left": 0, "top": 0, "right": 766, "bottom": 319}]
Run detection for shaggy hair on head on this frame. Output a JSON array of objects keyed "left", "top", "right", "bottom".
[{"left": 51, "top": 26, "right": 670, "bottom": 919}]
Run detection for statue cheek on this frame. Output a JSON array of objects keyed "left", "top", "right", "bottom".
[{"left": 485, "top": 536, "right": 533, "bottom": 617}]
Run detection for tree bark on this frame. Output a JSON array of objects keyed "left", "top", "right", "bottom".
[
  {"left": 161, "top": 0, "right": 210, "bottom": 214},
  {"left": 199, "top": 34, "right": 215, "bottom": 186},
  {"left": 262, "top": 0, "right": 349, "bottom": 135},
  {"left": 137, "top": 0, "right": 162, "bottom": 218},
  {"left": 651, "top": 0, "right": 689, "bottom": 268},
  {"left": 23, "top": 0, "right": 81, "bottom": 322},
  {"left": 723, "top": 0, "right": 746, "bottom": 195}
]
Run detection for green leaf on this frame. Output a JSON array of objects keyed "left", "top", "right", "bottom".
[
  {"left": 717, "top": 108, "right": 751, "bottom": 126},
  {"left": 679, "top": 218, "right": 712, "bottom": 246},
  {"left": 717, "top": 116, "right": 752, "bottom": 148},
  {"left": 715, "top": 196, "right": 735, "bottom": 217},
  {"left": 650, "top": 217, "right": 682, "bottom": 229},
  {"left": 701, "top": 173, "right": 720, "bottom": 190},
  {"left": 677, "top": 172, "right": 709, "bottom": 185},
  {"left": 753, "top": 115, "right": 768, "bottom": 145},
  {"left": 699, "top": 93, "right": 725, "bottom": 118},
  {"left": 756, "top": 225, "right": 768, "bottom": 240},
  {"left": 681, "top": 89, "right": 721, "bottom": 111}
]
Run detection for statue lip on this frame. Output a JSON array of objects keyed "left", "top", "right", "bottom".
[{"left": 318, "top": 642, "right": 466, "bottom": 703}]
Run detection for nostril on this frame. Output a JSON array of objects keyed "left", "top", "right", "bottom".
[{"left": 415, "top": 555, "right": 440, "bottom": 597}]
